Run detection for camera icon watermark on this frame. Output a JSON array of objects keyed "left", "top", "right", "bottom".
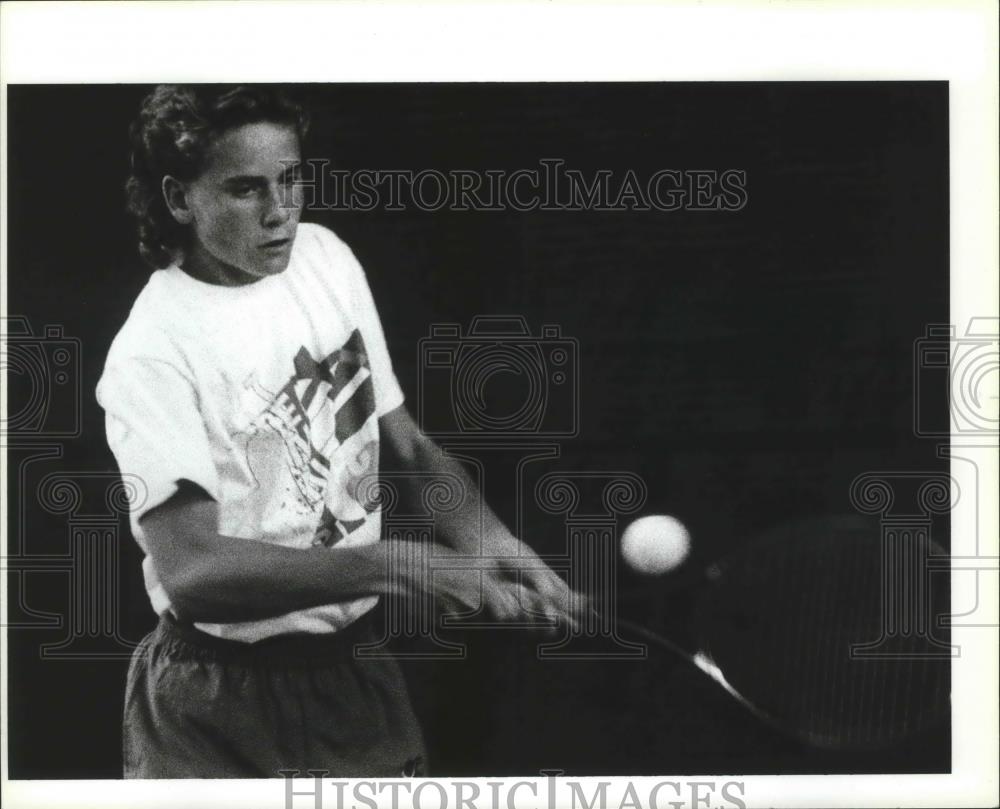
[
  {"left": 914, "top": 317, "right": 999, "bottom": 437},
  {"left": 417, "top": 316, "right": 579, "bottom": 439},
  {"left": 1, "top": 316, "right": 82, "bottom": 440}
]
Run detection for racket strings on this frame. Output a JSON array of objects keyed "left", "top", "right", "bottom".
[{"left": 696, "top": 517, "right": 950, "bottom": 749}]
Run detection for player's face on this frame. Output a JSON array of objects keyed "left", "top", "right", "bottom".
[{"left": 181, "top": 121, "right": 303, "bottom": 285}]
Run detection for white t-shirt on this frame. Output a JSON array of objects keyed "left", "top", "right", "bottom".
[{"left": 96, "top": 222, "right": 404, "bottom": 642}]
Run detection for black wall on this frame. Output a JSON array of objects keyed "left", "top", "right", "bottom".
[{"left": 6, "top": 83, "right": 949, "bottom": 777}]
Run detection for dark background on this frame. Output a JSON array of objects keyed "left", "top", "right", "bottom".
[{"left": 6, "top": 83, "right": 949, "bottom": 777}]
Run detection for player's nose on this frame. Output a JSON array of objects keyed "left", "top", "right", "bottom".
[{"left": 261, "top": 185, "right": 293, "bottom": 228}]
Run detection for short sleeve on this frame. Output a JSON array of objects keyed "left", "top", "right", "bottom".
[
  {"left": 96, "top": 356, "right": 221, "bottom": 533},
  {"left": 334, "top": 239, "right": 406, "bottom": 418}
]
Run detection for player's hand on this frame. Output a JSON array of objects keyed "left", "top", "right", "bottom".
[
  {"left": 473, "top": 532, "right": 590, "bottom": 632},
  {"left": 427, "top": 556, "right": 541, "bottom": 623},
  {"left": 507, "top": 562, "right": 589, "bottom": 633},
  {"left": 387, "top": 540, "right": 587, "bottom": 629}
]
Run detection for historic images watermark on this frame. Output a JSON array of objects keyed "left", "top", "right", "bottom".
[
  {"left": 281, "top": 159, "right": 748, "bottom": 213},
  {"left": 280, "top": 771, "right": 748, "bottom": 809},
  {"left": 1, "top": 316, "right": 141, "bottom": 660},
  {"left": 2, "top": 314, "right": 995, "bottom": 662},
  {"left": 840, "top": 315, "right": 999, "bottom": 658},
  {"left": 910, "top": 317, "right": 999, "bottom": 637},
  {"left": 1, "top": 316, "right": 82, "bottom": 440},
  {"left": 417, "top": 317, "right": 579, "bottom": 439},
  {"left": 913, "top": 317, "right": 998, "bottom": 438},
  {"left": 357, "top": 315, "right": 644, "bottom": 659},
  {"left": 0, "top": 305, "right": 979, "bottom": 805}
]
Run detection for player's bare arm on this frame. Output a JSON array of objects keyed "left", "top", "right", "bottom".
[
  {"left": 139, "top": 482, "right": 541, "bottom": 625},
  {"left": 379, "top": 403, "right": 584, "bottom": 626}
]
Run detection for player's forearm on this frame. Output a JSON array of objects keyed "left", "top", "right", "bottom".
[
  {"left": 164, "top": 537, "right": 398, "bottom": 624},
  {"left": 406, "top": 435, "right": 536, "bottom": 562}
]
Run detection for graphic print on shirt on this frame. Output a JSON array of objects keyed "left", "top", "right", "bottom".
[{"left": 231, "top": 328, "right": 381, "bottom": 546}]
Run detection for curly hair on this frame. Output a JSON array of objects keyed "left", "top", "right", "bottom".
[{"left": 126, "top": 84, "right": 310, "bottom": 269}]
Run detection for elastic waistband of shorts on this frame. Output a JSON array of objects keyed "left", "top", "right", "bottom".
[{"left": 156, "top": 608, "right": 382, "bottom": 666}]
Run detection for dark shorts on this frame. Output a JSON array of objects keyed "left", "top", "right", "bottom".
[{"left": 123, "top": 607, "right": 427, "bottom": 779}]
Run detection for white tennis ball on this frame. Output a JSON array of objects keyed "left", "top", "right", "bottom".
[{"left": 620, "top": 514, "right": 691, "bottom": 575}]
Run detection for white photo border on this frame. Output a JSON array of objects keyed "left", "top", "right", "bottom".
[{"left": 1, "top": 1, "right": 997, "bottom": 807}]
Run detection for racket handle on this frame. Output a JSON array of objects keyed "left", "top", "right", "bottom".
[
  {"left": 583, "top": 601, "right": 691, "bottom": 659},
  {"left": 614, "top": 614, "right": 690, "bottom": 659}
]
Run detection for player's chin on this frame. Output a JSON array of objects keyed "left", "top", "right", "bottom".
[{"left": 251, "top": 250, "right": 293, "bottom": 276}]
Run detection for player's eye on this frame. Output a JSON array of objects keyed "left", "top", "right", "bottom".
[{"left": 231, "top": 184, "right": 258, "bottom": 198}]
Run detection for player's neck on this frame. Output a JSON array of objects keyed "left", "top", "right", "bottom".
[{"left": 181, "top": 243, "right": 263, "bottom": 288}]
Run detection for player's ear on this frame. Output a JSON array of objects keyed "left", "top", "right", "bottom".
[{"left": 162, "top": 175, "right": 194, "bottom": 225}]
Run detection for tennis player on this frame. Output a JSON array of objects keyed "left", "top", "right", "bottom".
[{"left": 97, "top": 84, "right": 577, "bottom": 779}]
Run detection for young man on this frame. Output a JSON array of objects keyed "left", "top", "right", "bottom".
[{"left": 97, "top": 85, "right": 577, "bottom": 778}]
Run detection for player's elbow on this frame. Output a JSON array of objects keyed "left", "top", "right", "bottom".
[
  {"left": 140, "top": 485, "right": 226, "bottom": 622},
  {"left": 158, "top": 553, "right": 221, "bottom": 623},
  {"left": 145, "top": 531, "right": 228, "bottom": 623}
]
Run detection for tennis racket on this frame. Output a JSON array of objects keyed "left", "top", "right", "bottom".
[{"left": 603, "top": 513, "right": 951, "bottom": 751}]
